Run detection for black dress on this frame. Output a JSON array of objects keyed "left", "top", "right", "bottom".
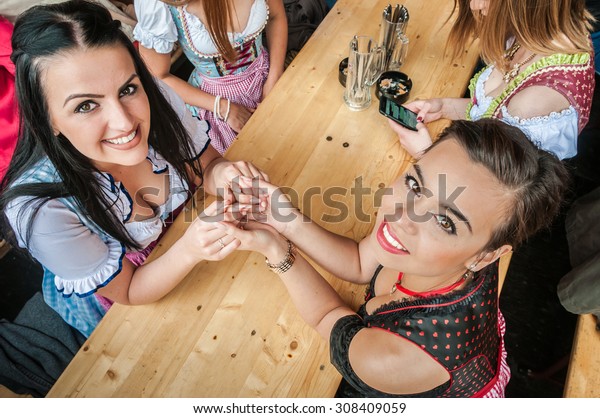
[{"left": 330, "top": 262, "right": 504, "bottom": 397}]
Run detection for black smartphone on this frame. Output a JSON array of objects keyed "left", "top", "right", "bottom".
[{"left": 379, "top": 96, "right": 418, "bottom": 131}]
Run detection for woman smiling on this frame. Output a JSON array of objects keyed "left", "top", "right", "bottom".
[
  {"left": 0, "top": 0, "right": 267, "bottom": 338},
  {"left": 222, "top": 119, "right": 569, "bottom": 397}
]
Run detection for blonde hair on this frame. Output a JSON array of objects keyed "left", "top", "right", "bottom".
[
  {"left": 161, "top": 0, "right": 237, "bottom": 62},
  {"left": 448, "top": 0, "right": 595, "bottom": 70}
]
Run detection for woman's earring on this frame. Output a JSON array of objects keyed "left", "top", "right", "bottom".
[{"left": 463, "top": 261, "right": 478, "bottom": 280}]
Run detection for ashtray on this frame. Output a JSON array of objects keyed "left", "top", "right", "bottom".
[
  {"left": 375, "top": 71, "right": 412, "bottom": 103},
  {"left": 338, "top": 57, "right": 348, "bottom": 87}
]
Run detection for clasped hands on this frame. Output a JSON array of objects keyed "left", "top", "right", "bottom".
[
  {"left": 191, "top": 173, "right": 295, "bottom": 264},
  {"left": 183, "top": 164, "right": 293, "bottom": 264}
]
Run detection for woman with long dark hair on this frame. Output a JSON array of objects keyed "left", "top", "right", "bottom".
[{"left": 0, "top": 0, "right": 267, "bottom": 338}]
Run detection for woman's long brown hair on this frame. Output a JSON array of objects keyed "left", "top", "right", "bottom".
[
  {"left": 447, "top": 0, "right": 594, "bottom": 70},
  {"left": 161, "top": 0, "right": 238, "bottom": 62}
]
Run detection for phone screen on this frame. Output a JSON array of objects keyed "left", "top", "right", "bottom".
[{"left": 379, "top": 96, "right": 418, "bottom": 131}]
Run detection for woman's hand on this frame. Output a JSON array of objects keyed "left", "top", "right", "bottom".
[
  {"left": 220, "top": 219, "right": 289, "bottom": 263},
  {"left": 261, "top": 70, "right": 283, "bottom": 100},
  {"left": 203, "top": 157, "right": 270, "bottom": 205},
  {"left": 235, "top": 178, "right": 302, "bottom": 236},
  {"left": 225, "top": 101, "right": 255, "bottom": 133},
  {"left": 406, "top": 97, "right": 471, "bottom": 122},
  {"left": 404, "top": 99, "right": 444, "bottom": 123},
  {"left": 387, "top": 119, "right": 433, "bottom": 159},
  {"left": 176, "top": 200, "right": 245, "bottom": 263},
  {"left": 222, "top": 220, "right": 281, "bottom": 253}
]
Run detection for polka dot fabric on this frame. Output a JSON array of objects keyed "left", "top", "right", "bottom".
[{"left": 363, "top": 262, "right": 504, "bottom": 397}]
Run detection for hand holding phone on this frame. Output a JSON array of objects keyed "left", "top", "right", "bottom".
[{"left": 379, "top": 96, "right": 419, "bottom": 131}]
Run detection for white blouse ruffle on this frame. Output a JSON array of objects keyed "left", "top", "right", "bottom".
[
  {"left": 55, "top": 236, "right": 126, "bottom": 298},
  {"left": 134, "top": 0, "right": 268, "bottom": 56}
]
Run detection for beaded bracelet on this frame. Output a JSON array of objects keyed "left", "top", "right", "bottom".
[
  {"left": 265, "top": 239, "right": 296, "bottom": 274},
  {"left": 223, "top": 98, "right": 231, "bottom": 122},
  {"left": 213, "top": 95, "right": 222, "bottom": 120},
  {"left": 213, "top": 95, "right": 231, "bottom": 121}
]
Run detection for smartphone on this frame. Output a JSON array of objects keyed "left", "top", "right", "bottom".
[{"left": 379, "top": 96, "right": 419, "bottom": 131}]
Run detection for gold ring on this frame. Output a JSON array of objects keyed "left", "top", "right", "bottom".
[{"left": 218, "top": 238, "right": 225, "bottom": 249}]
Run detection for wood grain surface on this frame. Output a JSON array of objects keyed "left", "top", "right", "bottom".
[{"left": 564, "top": 314, "right": 600, "bottom": 397}]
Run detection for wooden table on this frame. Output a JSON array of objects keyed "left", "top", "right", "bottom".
[
  {"left": 48, "top": 0, "right": 481, "bottom": 397},
  {"left": 564, "top": 314, "right": 600, "bottom": 397}
]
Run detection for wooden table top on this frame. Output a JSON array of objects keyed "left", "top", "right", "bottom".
[
  {"left": 564, "top": 314, "right": 600, "bottom": 397},
  {"left": 48, "top": 0, "right": 481, "bottom": 397}
]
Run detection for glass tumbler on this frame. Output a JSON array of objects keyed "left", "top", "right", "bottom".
[{"left": 343, "top": 36, "right": 384, "bottom": 111}]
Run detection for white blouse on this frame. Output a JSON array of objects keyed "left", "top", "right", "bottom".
[
  {"left": 469, "top": 66, "right": 579, "bottom": 160},
  {"left": 133, "top": 0, "right": 269, "bottom": 56}
]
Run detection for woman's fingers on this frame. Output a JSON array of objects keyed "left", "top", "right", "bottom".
[
  {"left": 195, "top": 200, "right": 251, "bottom": 227},
  {"left": 217, "top": 161, "right": 270, "bottom": 204},
  {"left": 245, "top": 162, "right": 267, "bottom": 181},
  {"left": 214, "top": 235, "right": 240, "bottom": 253},
  {"left": 415, "top": 101, "right": 431, "bottom": 122}
]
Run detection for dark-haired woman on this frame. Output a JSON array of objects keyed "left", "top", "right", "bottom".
[
  {"left": 0, "top": 0, "right": 267, "bottom": 338},
  {"left": 222, "top": 119, "right": 569, "bottom": 397}
]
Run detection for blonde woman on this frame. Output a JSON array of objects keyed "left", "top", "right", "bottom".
[
  {"left": 392, "top": 0, "right": 595, "bottom": 161},
  {"left": 134, "top": 0, "right": 287, "bottom": 154}
]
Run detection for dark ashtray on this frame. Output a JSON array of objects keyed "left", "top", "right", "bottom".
[
  {"left": 375, "top": 71, "right": 412, "bottom": 103},
  {"left": 338, "top": 57, "right": 349, "bottom": 87}
]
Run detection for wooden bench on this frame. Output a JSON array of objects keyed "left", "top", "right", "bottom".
[
  {"left": 564, "top": 314, "right": 600, "bottom": 397},
  {"left": 498, "top": 252, "right": 511, "bottom": 294},
  {"left": 0, "top": 239, "right": 10, "bottom": 260}
]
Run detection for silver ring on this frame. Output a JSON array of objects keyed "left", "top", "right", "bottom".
[{"left": 218, "top": 238, "right": 225, "bottom": 249}]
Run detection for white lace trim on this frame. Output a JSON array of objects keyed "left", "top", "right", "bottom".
[
  {"left": 500, "top": 105, "right": 576, "bottom": 126},
  {"left": 122, "top": 147, "right": 191, "bottom": 248},
  {"left": 470, "top": 67, "right": 494, "bottom": 120},
  {"left": 472, "top": 65, "right": 577, "bottom": 127},
  {"left": 55, "top": 237, "right": 125, "bottom": 297},
  {"left": 133, "top": 24, "right": 176, "bottom": 54}
]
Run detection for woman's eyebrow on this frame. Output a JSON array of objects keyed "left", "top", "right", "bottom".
[
  {"left": 416, "top": 163, "right": 473, "bottom": 233},
  {"left": 63, "top": 93, "right": 103, "bottom": 107},
  {"left": 443, "top": 205, "right": 472, "bottom": 234},
  {"left": 413, "top": 164, "right": 425, "bottom": 189},
  {"left": 117, "top": 74, "right": 139, "bottom": 91},
  {"left": 63, "top": 74, "right": 138, "bottom": 107}
]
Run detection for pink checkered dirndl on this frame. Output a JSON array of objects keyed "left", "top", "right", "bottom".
[
  {"left": 195, "top": 49, "right": 269, "bottom": 155},
  {"left": 482, "top": 311, "right": 511, "bottom": 398}
]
